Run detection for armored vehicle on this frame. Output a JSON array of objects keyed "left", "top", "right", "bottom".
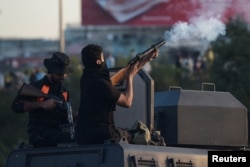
[{"left": 5, "top": 70, "right": 248, "bottom": 167}]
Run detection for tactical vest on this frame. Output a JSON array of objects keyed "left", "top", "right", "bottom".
[{"left": 37, "top": 85, "right": 68, "bottom": 102}]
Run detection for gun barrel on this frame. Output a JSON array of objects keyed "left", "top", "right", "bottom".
[
  {"left": 153, "top": 39, "right": 166, "bottom": 48},
  {"left": 139, "top": 39, "right": 166, "bottom": 57},
  {"left": 127, "top": 39, "right": 166, "bottom": 66},
  {"left": 111, "top": 39, "right": 165, "bottom": 85}
]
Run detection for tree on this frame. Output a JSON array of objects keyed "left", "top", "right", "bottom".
[
  {"left": 210, "top": 17, "right": 250, "bottom": 146},
  {"left": 211, "top": 17, "right": 250, "bottom": 109}
]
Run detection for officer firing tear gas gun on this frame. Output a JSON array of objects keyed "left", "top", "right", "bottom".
[
  {"left": 11, "top": 52, "right": 75, "bottom": 148},
  {"left": 75, "top": 42, "right": 166, "bottom": 146}
]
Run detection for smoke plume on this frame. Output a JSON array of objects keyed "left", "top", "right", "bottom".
[
  {"left": 165, "top": 17, "right": 226, "bottom": 44},
  {"left": 164, "top": 0, "right": 250, "bottom": 46}
]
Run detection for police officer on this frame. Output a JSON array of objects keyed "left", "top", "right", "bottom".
[
  {"left": 11, "top": 52, "right": 74, "bottom": 147},
  {"left": 75, "top": 44, "right": 158, "bottom": 145}
]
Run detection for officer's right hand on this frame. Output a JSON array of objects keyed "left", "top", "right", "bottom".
[
  {"left": 41, "top": 99, "right": 58, "bottom": 110},
  {"left": 128, "top": 61, "right": 139, "bottom": 79}
]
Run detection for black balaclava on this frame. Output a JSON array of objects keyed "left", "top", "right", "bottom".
[{"left": 81, "top": 44, "right": 110, "bottom": 81}]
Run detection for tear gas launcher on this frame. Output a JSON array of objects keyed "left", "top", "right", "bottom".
[{"left": 110, "top": 39, "right": 166, "bottom": 85}]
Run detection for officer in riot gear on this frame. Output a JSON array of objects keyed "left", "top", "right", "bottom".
[{"left": 11, "top": 52, "right": 74, "bottom": 147}]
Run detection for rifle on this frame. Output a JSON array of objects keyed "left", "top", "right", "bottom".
[
  {"left": 18, "top": 83, "right": 63, "bottom": 104},
  {"left": 66, "top": 102, "right": 75, "bottom": 139},
  {"left": 18, "top": 83, "right": 75, "bottom": 139},
  {"left": 110, "top": 39, "right": 166, "bottom": 85}
]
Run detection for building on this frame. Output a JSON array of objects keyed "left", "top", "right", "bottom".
[
  {"left": 65, "top": 0, "right": 250, "bottom": 57},
  {"left": 0, "top": 39, "right": 59, "bottom": 60},
  {"left": 1, "top": 0, "right": 250, "bottom": 61}
]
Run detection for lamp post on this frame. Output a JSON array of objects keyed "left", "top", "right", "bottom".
[{"left": 59, "top": 0, "right": 65, "bottom": 52}]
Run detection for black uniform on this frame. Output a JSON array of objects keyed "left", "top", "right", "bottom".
[
  {"left": 11, "top": 76, "right": 72, "bottom": 147},
  {"left": 75, "top": 70, "right": 127, "bottom": 145}
]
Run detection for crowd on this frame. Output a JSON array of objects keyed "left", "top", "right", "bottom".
[
  {"left": 175, "top": 54, "right": 206, "bottom": 80},
  {"left": 0, "top": 67, "right": 45, "bottom": 92}
]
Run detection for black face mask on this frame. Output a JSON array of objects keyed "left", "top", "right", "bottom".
[
  {"left": 83, "top": 57, "right": 104, "bottom": 69},
  {"left": 98, "top": 60, "right": 106, "bottom": 69},
  {"left": 83, "top": 61, "right": 110, "bottom": 82}
]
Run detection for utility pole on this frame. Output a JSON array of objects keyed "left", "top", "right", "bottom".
[{"left": 59, "top": 0, "right": 65, "bottom": 52}]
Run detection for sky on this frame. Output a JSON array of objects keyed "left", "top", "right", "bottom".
[{"left": 0, "top": 0, "right": 81, "bottom": 39}]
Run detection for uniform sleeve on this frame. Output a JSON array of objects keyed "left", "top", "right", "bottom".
[
  {"left": 11, "top": 82, "right": 40, "bottom": 113},
  {"left": 11, "top": 95, "right": 34, "bottom": 113}
]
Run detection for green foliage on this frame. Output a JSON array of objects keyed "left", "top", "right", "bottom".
[
  {"left": 0, "top": 90, "right": 28, "bottom": 167},
  {"left": 210, "top": 18, "right": 250, "bottom": 146},
  {"left": 211, "top": 18, "right": 250, "bottom": 109},
  {"left": 115, "top": 55, "right": 133, "bottom": 68},
  {"left": 64, "top": 56, "right": 82, "bottom": 115},
  {"left": 150, "top": 54, "right": 179, "bottom": 91}
]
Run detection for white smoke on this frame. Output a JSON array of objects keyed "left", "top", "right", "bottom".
[
  {"left": 196, "top": 0, "right": 232, "bottom": 19},
  {"left": 165, "top": 16, "right": 226, "bottom": 44},
  {"left": 164, "top": 0, "right": 234, "bottom": 47},
  {"left": 163, "top": 0, "right": 250, "bottom": 47}
]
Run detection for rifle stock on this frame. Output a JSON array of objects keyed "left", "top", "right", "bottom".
[
  {"left": 18, "top": 83, "right": 63, "bottom": 103},
  {"left": 111, "top": 39, "right": 166, "bottom": 85}
]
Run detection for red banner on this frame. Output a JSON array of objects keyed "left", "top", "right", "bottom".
[{"left": 81, "top": 0, "right": 250, "bottom": 26}]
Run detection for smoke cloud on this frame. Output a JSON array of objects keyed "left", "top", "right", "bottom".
[
  {"left": 165, "top": 17, "right": 226, "bottom": 44},
  {"left": 164, "top": 0, "right": 250, "bottom": 46}
]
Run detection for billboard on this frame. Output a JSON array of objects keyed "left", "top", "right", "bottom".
[
  {"left": 81, "top": 0, "right": 194, "bottom": 26},
  {"left": 81, "top": 0, "right": 250, "bottom": 26}
]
